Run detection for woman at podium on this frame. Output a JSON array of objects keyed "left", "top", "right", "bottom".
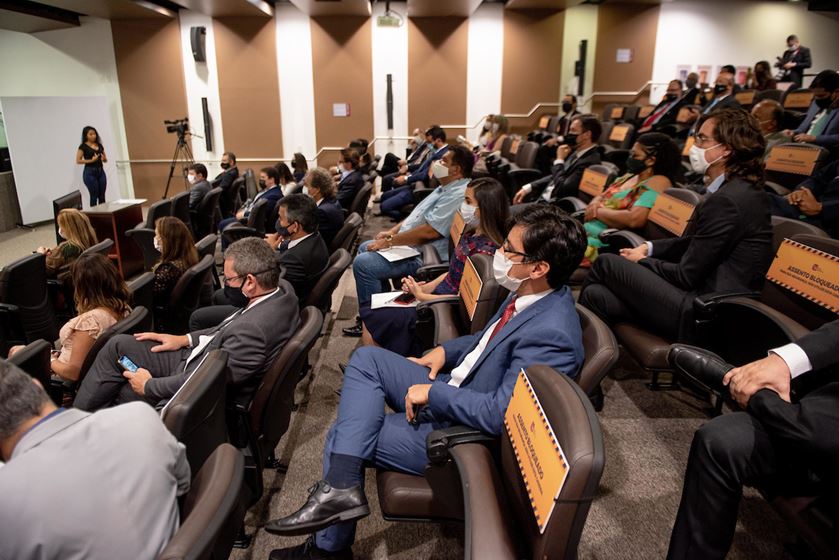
[{"left": 76, "top": 125, "right": 108, "bottom": 206}]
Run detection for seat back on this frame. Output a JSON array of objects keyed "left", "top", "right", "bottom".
[
  {"left": 304, "top": 249, "right": 352, "bottom": 315},
  {"left": 765, "top": 143, "right": 829, "bottom": 189},
  {"left": 734, "top": 90, "right": 756, "bottom": 108},
  {"left": 126, "top": 228, "right": 160, "bottom": 271},
  {"left": 243, "top": 168, "right": 258, "bottom": 201},
  {"left": 161, "top": 349, "right": 229, "bottom": 474},
  {"left": 575, "top": 304, "right": 619, "bottom": 397},
  {"left": 602, "top": 104, "right": 623, "bottom": 121},
  {"left": 7, "top": 339, "right": 53, "bottom": 390},
  {"left": 163, "top": 255, "right": 214, "bottom": 334},
  {"left": 782, "top": 88, "right": 814, "bottom": 110},
  {"left": 170, "top": 192, "right": 192, "bottom": 228},
  {"left": 622, "top": 105, "right": 640, "bottom": 123},
  {"left": 770, "top": 215, "right": 829, "bottom": 254},
  {"left": 598, "top": 121, "right": 614, "bottom": 146},
  {"left": 639, "top": 187, "right": 702, "bottom": 241},
  {"left": 349, "top": 183, "right": 374, "bottom": 219},
  {"left": 126, "top": 272, "right": 155, "bottom": 331},
  {"left": 245, "top": 197, "right": 270, "bottom": 231},
  {"left": 0, "top": 253, "right": 58, "bottom": 344},
  {"left": 194, "top": 234, "right": 219, "bottom": 296},
  {"left": 52, "top": 190, "right": 82, "bottom": 245},
  {"left": 329, "top": 213, "right": 363, "bottom": 256},
  {"left": 500, "top": 135, "right": 518, "bottom": 160},
  {"left": 459, "top": 253, "right": 509, "bottom": 335},
  {"left": 514, "top": 141, "right": 539, "bottom": 169},
  {"left": 194, "top": 234, "right": 218, "bottom": 261},
  {"left": 157, "top": 443, "right": 244, "bottom": 560},
  {"left": 547, "top": 115, "right": 562, "bottom": 134},
  {"left": 606, "top": 123, "right": 634, "bottom": 150},
  {"left": 755, "top": 89, "right": 783, "bottom": 103},
  {"left": 77, "top": 306, "right": 150, "bottom": 386},
  {"left": 499, "top": 366, "right": 605, "bottom": 560},
  {"left": 194, "top": 187, "right": 223, "bottom": 239},
  {"left": 144, "top": 199, "right": 173, "bottom": 229},
  {"left": 81, "top": 238, "right": 114, "bottom": 259},
  {"left": 248, "top": 307, "right": 323, "bottom": 458}
]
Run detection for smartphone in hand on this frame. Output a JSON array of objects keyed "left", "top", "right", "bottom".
[{"left": 117, "top": 355, "right": 139, "bottom": 373}]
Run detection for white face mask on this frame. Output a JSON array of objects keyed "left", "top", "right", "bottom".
[
  {"left": 187, "top": 174, "right": 196, "bottom": 184},
  {"left": 460, "top": 202, "right": 478, "bottom": 226},
  {"left": 58, "top": 228, "right": 65, "bottom": 239},
  {"left": 302, "top": 186, "right": 310, "bottom": 197},
  {"left": 688, "top": 142, "right": 723, "bottom": 175},
  {"left": 492, "top": 251, "right": 527, "bottom": 292},
  {"left": 491, "top": 123, "right": 500, "bottom": 134},
  {"left": 431, "top": 160, "right": 449, "bottom": 180},
  {"left": 153, "top": 236, "right": 161, "bottom": 252}
]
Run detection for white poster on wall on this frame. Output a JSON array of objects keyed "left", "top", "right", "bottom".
[{"left": 0, "top": 95, "right": 120, "bottom": 225}]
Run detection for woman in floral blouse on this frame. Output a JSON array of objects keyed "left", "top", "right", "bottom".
[{"left": 152, "top": 217, "right": 199, "bottom": 308}]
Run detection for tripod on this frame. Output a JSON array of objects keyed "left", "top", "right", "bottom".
[{"left": 163, "top": 132, "right": 195, "bottom": 199}]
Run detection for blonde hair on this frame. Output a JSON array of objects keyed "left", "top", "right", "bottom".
[{"left": 58, "top": 209, "right": 97, "bottom": 250}]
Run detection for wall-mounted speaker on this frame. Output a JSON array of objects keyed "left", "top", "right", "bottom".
[
  {"left": 386, "top": 74, "right": 394, "bottom": 130},
  {"left": 202, "top": 97, "right": 213, "bottom": 152},
  {"left": 190, "top": 26, "right": 206, "bottom": 63},
  {"left": 576, "top": 39, "right": 587, "bottom": 97}
]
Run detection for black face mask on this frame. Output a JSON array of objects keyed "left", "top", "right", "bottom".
[
  {"left": 815, "top": 96, "right": 832, "bottom": 109},
  {"left": 564, "top": 133, "right": 578, "bottom": 147},
  {"left": 259, "top": 179, "right": 267, "bottom": 189},
  {"left": 221, "top": 162, "right": 230, "bottom": 170},
  {"left": 562, "top": 102, "right": 573, "bottom": 113},
  {"left": 224, "top": 283, "right": 249, "bottom": 308},
  {"left": 625, "top": 155, "right": 648, "bottom": 175},
  {"left": 713, "top": 84, "right": 727, "bottom": 95},
  {"left": 664, "top": 93, "right": 678, "bottom": 101}
]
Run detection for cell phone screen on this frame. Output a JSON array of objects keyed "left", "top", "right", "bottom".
[
  {"left": 394, "top": 293, "right": 416, "bottom": 305},
  {"left": 117, "top": 355, "right": 139, "bottom": 373}
]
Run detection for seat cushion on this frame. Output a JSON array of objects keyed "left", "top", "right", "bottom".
[
  {"left": 376, "top": 467, "right": 463, "bottom": 522},
  {"left": 613, "top": 323, "right": 672, "bottom": 371}
]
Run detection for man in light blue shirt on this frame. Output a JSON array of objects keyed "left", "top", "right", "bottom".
[{"left": 343, "top": 146, "right": 473, "bottom": 337}]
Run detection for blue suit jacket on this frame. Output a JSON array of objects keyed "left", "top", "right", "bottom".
[
  {"left": 407, "top": 145, "right": 448, "bottom": 186},
  {"left": 427, "top": 287, "right": 583, "bottom": 436},
  {"left": 317, "top": 196, "right": 345, "bottom": 246},
  {"left": 336, "top": 169, "right": 365, "bottom": 210},
  {"left": 794, "top": 104, "right": 839, "bottom": 147}
]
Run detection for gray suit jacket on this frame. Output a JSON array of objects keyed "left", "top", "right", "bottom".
[
  {"left": 0, "top": 403, "right": 189, "bottom": 560},
  {"left": 188, "top": 179, "right": 211, "bottom": 210},
  {"left": 145, "top": 280, "right": 300, "bottom": 405}
]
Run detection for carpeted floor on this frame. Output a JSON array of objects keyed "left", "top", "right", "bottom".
[{"left": 229, "top": 211, "right": 795, "bottom": 560}]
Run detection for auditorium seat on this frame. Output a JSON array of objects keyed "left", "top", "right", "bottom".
[
  {"left": 52, "top": 190, "right": 82, "bottom": 245},
  {"left": 243, "top": 169, "right": 258, "bottom": 201},
  {"left": 622, "top": 105, "right": 641, "bottom": 124},
  {"left": 304, "top": 249, "right": 352, "bottom": 316},
  {"left": 376, "top": 365, "right": 604, "bottom": 560},
  {"left": 485, "top": 136, "right": 518, "bottom": 177},
  {"left": 764, "top": 143, "right": 830, "bottom": 193},
  {"left": 6, "top": 338, "right": 52, "bottom": 390},
  {"left": 125, "top": 227, "right": 159, "bottom": 271},
  {"left": 755, "top": 89, "right": 783, "bottom": 103},
  {"left": 161, "top": 349, "right": 229, "bottom": 474},
  {"left": 170, "top": 191, "right": 192, "bottom": 228},
  {"left": 348, "top": 182, "right": 373, "bottom": 220},
  {"left": 81, "top": 238, "right": 114, "bottom": 259},
  {"left": 602, "top": 104, "right": 624, "bottom": 122},
  {"left": 554, "top": 164, "right": 618, "bottom": 215},
  {"left": 195, "top": 234, "right": 220, "bottom": 293},
  {"left": 499, "top": 140, "right": 542, "bottom": 197},
  {"left": 137, "top": 198, "right": 172, "bottom": 230},
  {"left": 770, "top": 215, "right": 829, "bottom": 254},
  {"left": 126, "top": 271, "right": 155, "bottom": 331},
  {"left": 603, "top": 123, "right": 635, "bottom": 151},
  {"left": 155, "top": 255, "right": 214, "bottom": 334},
  {"left": 0, "top": 253, "right": 58, "bottom": 354},
  {"left": 782, "top": 88, "right": 814, "bottom": 111},
  {"left": 576, "top": 304, "right": 620, "bottom": 411},
  {"left": 192, "top": 187, "right": 223, "bottom": 239},
  {"left": 328, "top": 212, "right": 363, "bottom": 256},
  {"left": 157, "top": 443, "right": 244, "bottom": 560},
  {"left": 221, "top": 198, "right": 271, "bottom": 247}
]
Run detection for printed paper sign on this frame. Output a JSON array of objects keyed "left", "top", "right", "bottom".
[
  {"left": 579, "top": 168, "right": 608, "bottom": 197},
  {"left": 784, "top": 91, "right": 814, "bottom": 109},
  {"left": 765, "top": 145, "right": 820, "bottom": 175},
  {"left": 767, "top": 239, "right": 839, "bottom": 313},
  {"left": 648, "top": 192, "right": 696, "bottom": 236},
  {"left": 458, "top": 257, "right": 484, "bottom": 321},
  {"left": 450, "top": 211, "right": 465, "bottom": 248},
  {"left": 504, "top": 369, "right": 570, "bottom": 534},
  {"left": 609, "top": 124, "right": 630, "bottom": 142}
]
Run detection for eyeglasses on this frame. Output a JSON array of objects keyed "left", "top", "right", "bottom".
[
  {"left": 223, "top": 268, "right": 274, "bottom": 287},
  {"left": 501, "top": 240, "right": 537, "bottom": 263},
  {"left": 694, "top": 134, "right": 719, "bottom": 148}
]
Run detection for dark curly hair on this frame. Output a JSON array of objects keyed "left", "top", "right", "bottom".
[
  {"left": 697, "top": 107, "right": 765, "bottom": 187},
  {"left": 512, "top": 204, "right": 587, "bottom": 288},
  {"left": 636, "top": 132, "right": 684, "bottom": 185}
]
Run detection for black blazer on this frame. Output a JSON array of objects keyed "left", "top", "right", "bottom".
[
  {"left": 336, "top": 169, "right": 365, "bottom": 210},
  {"left": 779, "top": 46, "right": 812, "bottom": 87},
  {"left": 701, "top": 94, "right": 741, "bottom": 115},
  {"left": 529, "top": 146, "right": 603, "bottom": 201},
  {"left": 278, "top": 232, "right": 330, "bottom": 305},
  {"left": 212, "top": 166, "right": 239, "bottom": 190},
  {"left": 642, "top": 177, "right": 773, "bottom": 295},
  {"left": 798, "top": 159, "right": 839, "bottom": 238},
  {"left": 317, "top": 197, "right": 345, "bottom": 247}
]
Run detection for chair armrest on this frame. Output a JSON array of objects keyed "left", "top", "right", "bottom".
[
  {"left": 598, "top": 228, "right": 620, "bottom": 240},
  {"left": 571, "top": 210, "right": 585, "bottom": 222},
  {"left": 414, "top": 264, "right": 449, "bottom": 282},
  {"left": 421, "top": 244, "right": 442, "bottom": 266},
  {"left": 693, "top": 291, "right": 762, "bottom": 318},
  {"left": 222, "top": 226, "right": 259, "bottom": 245},
  {"left": 416, "top": 296, "right": 461, "bottom": 318},
  {"left": 0, "top": 302, "right": 21, "bottom": 314},
  {"left": 426, "top": 425, "right": 496, "bottom": 465},
  {"left": 412, "top": 188, "right": 435, "bottom": 204},
  {"left": 555, "top": 196, "right": 587, "bottom": 214},
  {"left": 449, "top": 444, "right": 518, "bottom": 560},
  {"left": 507, "top": 168, "right": 544, "bottom": 190},
  {"left": 599, "top": 230, "right": 649, "bottom": 252}
]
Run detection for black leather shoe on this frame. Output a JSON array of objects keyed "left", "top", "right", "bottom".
[
  {"left": 264, "top": 480, "right": 370, "bottom": 536},
  {"left": 342, "top": 324, "right": 362, "bottom": 337},
  {"left": 667, "top": 345, "right": 734, "bottom": 393},
  {"left": 269, "top": 536, "right": 353, "bottom": 560},
  {"left": 338, "top": 362, "right": 347, "bottom": 375}
]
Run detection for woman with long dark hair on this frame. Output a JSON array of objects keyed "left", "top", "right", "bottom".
[
  {"left": 76, "top": 126, "right": 108, "bottom": 206},
  {"left": 358, "top": 177, "right": 510, "bottom": 356},
  {"left": 152, "top": 217, "right": 199, "bottom": 308}
]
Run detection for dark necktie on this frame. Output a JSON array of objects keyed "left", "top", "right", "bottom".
[
  {"left": 488, "top": 297, "right": 517, "bottom": 341},
  {"left": 279, "top": 239, "right": 290, "bottom": 253}
]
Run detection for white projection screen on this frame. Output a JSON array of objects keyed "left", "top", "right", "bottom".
[{"left": 0, "top": 96, "right": 121, "bottom": 224}]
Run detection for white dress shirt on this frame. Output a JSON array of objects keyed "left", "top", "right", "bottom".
[
  {"left": 447, "top": 289, "right": 553, "bottom": 388},
  {"left": 771, "top": 343, "right": 813, "bottom": 379}
]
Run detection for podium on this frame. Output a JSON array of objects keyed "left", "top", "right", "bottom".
[{"left": 84, "top": 199, "right": 146, "bottom": 279}]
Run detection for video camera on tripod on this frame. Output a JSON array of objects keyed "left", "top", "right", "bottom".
[{"left": 164, "top": 118, "right": 190, "bottom": 138}]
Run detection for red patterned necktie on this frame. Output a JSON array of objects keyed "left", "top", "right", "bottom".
[{"left": 488, "top": 297, "right": 517, "bottom": 341}]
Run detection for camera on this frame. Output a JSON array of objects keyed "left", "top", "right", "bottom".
[{"left": 164, "top": 118, "right": 189, "bottom": 137}]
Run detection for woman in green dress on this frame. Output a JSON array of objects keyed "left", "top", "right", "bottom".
[{"left": 583, "top": 132, "right": 682, "bottom": 264}]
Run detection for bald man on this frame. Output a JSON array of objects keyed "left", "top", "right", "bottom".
[{"left": 751, "top": 99, "right": 790, "bottom": 157}]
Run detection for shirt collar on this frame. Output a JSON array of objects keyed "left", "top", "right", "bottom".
[
  {"left": 706, "top": 173, "right": 726, "bottom": 194},
  {"left": 573, "top": 144, "right": 596, "bottom": 158},
  {"left": 512, "top": 288, "right": 554, "bottom": 313},
  {"left": 245, "top": 287, "right": 279, "bottom": 312},
  {"left": 287, "top": 232, "right": 314, "bottom": 249}
]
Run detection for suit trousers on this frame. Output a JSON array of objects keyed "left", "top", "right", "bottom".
[
  {"left": 352, "top": 240, "right": 423, "bottom": 307},
  {"left": 74, "top": 334, "right": 189, "bottom": 411},
  {"left": 579, "top": 253, "right": 688, "bottom": 341},
  {"left": 379, "top": 186, "right": 414, "bottom": 219},
  {"left": 315, "top": 346, "right": 448, "bottom": 551}
]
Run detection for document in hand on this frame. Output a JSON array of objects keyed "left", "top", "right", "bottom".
[{"left": 377, "top": 245, "right": 420, "bottom": 262}]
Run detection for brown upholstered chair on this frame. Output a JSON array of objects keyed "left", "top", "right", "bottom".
[
  {"left": 137, "top": 198, "right": 173, "bottom": 230},
  {"left": 764, "top": 143, "right": 830, "bottom": 191},
  {"left": 303, "top": 249, "right": 352, "bottom": 316},
  {"left": 576, "top": 304, "right": 620, "bottom": 411},
  {"left": 125, "top": 227, "right": 160, "bottom": 271},
  {"left": 170, "top": 191, "right": 192, "bottom": 227},
  {"left": 376, "top": 365, "right": 605, "bottom": 560},
  {"left": 161, "top": 349, "right": 229, "bottom": 475},
  {"left": 157, "top": 443, "right": 244, "bottom": 560}
]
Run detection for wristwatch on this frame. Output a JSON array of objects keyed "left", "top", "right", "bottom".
[{"left": 385, "top": 234, "right": 394, "bottom": 248}]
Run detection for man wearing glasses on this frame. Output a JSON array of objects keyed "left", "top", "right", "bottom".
[
  {"left": 264, "top": 205, "right": 587, "bottom": 560},
  {"left": 74, "top": 237, "right": 299, "bottom": 411}
]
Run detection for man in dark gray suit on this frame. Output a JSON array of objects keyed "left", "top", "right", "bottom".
[
  {"left": 75, "top": 237, "right": 300, "bottom": 410},
  {"left": 187, "top": 162, "right": 212, "bottom": 211},
  {"left": 0, "top": 361, "right": 190, "bottom": 559}
]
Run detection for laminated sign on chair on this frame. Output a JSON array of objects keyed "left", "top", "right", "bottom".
[
  {"left": 766, "top": 238, "right": 839, "bottom": 314},
  {"left": 504, "top": 369, "right": 571, "bottom": 534}
]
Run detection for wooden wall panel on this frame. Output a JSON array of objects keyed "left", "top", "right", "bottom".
[
  {"left": 214, "top": 16, "right": 283, "bottom": 161},
  {"left": 408, "top": 17, "right": 469, "bottom": 139},
  {"left": 111, "top": 18, "right": 188, "bottom": 201}
]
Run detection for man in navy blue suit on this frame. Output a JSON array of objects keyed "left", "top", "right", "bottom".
[
  {"left": 218, "top": 166, "right": 284, "bottom": 250},
  {"left": 783, "top": 69, "right": 839, "bottom": 149},
  {"left": 265, "top": 204, "right": 588, "bottom": 559}
]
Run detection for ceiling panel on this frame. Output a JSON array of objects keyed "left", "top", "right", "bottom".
[
  {"left": 0, "top": 7, "right": 78, "bottom": 32},
  {"left": 287, "top": 0, "right": 371, "bottom": 16},
  {"left": 175, "top": 0, "right": 275, "bottom": 17},
  {"left": 35, "top": 0, "right": 175, "bottom": 19},
  {"left": 407, "top": 0, "right": 481, "bottom": 17}
]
